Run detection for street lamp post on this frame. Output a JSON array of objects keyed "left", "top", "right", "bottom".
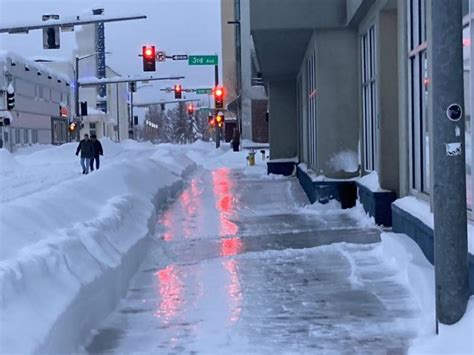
[{"left": 74, "top": 51, "right": 111, "bottom": 118}]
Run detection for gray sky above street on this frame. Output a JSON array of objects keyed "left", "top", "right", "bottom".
[{"left": 0, "top": 0, "right": 222, "bottom": 105}]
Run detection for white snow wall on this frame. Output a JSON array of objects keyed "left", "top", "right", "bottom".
[{"left": 0, "top": 151, "right": 196, "bottom": 354}]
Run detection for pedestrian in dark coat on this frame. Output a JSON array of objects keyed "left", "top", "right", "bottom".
[
  {"left": 90, "top": 134, "right": 103, "bottom": 171},
  {"left": 75, "top": 133, "right": 94, "bottom": 174},
  {"left": 231, "top": 129, "right": 240, "bottom": 152}
]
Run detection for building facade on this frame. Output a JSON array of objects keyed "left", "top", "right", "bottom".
[
  {"left": 221, "top": 0, "right": 269, "bottom": 143},
  {"left": 75, "top": 24, "right": 129, "bottom": 141},
  {"left": 0, "top": 52, "right": 71, "bottom": 151},
  {"left": 251, "top": 0, "right": 474, "bottom": 295}
]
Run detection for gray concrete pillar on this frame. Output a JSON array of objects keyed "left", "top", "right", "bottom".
[
  {"left": 430, "top": 0, "right": 469, "bottom": 325},
  {"left": 268, "top": 79, "right": 297, "bottom": 159}
]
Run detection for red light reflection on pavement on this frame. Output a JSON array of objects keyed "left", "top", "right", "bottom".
[
  {"left": 224, "top": 259, "right": 242, "bottom": 324},
  {"left": 220, "top": 237, "right": 243, "bottom": 257},
  {"left": 212, "top": 168, "right": 240, "bottom": 238},
  {"left": 154, "top": 265, "right": 182, "bottom": 324},
  {"left": 161, "top": 209, "right": 173, "bottom": 241},
  {"left": 159, "top": 177, "right": 202, "bottom": 241}
]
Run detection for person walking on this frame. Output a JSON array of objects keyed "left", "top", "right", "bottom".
[
  {"left": 75, "top": 133, "right": 94, "bottom": 174},
  {"left": 90, "top": 134, "right": 103, "bottom": 171},
  {"left": 231, "top": 128, "right": 240, "bottom": 152}
]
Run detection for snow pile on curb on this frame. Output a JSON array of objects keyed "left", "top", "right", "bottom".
[
  {"left": 380, "top": 233, "right": 474, "bottom": 354},
  {"left": 0, "top": 140, "right": 215, "bottom": 354}
]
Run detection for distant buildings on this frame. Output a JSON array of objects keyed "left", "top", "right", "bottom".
[{"left": 221, "top": 0, "right": 268, "bottom": 143}]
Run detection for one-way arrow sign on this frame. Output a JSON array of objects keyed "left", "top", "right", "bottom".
[{"left": 172, "top": 54, "right": 188, "bottom": 61}]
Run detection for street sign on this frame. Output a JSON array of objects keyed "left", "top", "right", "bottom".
[
  {"left": 188, "top": 55, "right": 218, "bottom": 65},
  {"left": 199, "top": 107, "right": 213, "bottom": 114},
  {"left": 172, "top": 54, "right": 188, "bottom": 61},
  {"left": 196, "top": 88, "right": 212, "bottom": 94},
  {"left": 157, "top": 51, "right": 166, "bottom": 62}
]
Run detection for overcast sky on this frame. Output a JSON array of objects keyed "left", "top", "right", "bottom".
[{"left": 0, "top": 0, "right": 222, "bottom": 105}]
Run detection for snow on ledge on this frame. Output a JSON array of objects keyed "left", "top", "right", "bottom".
[
  {"left": 357, "top": 171, "right": 390, "bottom": 192},
  {"left": 299, "top": 163, "right": 359, "bottom": 183},
  {"left": 394, "top": 196, "right": 474, "bottom": 255}
]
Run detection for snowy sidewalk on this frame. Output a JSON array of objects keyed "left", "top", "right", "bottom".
[{"left": 85, "top": 165, "right": 421, "bottom": 354}]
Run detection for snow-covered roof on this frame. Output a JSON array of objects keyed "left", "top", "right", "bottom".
[{"left": 0, "top": 51, "right": 71, "bottom": 82}]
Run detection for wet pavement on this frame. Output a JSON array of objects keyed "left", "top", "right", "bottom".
[{"left": 85, "top": 168, "right": 420, "bottom": 354}]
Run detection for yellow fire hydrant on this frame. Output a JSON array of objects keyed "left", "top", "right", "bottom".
[{"left": 247, "top": 151, "right": 256, "bottom": 166}]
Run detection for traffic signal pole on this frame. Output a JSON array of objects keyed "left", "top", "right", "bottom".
[{"left": 214, "top": 64, "right": 220, "bottom": 149}]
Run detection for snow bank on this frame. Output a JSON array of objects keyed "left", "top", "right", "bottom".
[
  {"left": 0, "top": 140, "right": 216, "bottom": 354},
  {"left": 380, "top": 233, "right": 474, "bottom": 354}
]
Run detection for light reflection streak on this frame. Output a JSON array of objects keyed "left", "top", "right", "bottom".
[
  {"left": 212, "top": 168, "right": 243, "bottom": 324},
  {"left": 154, "top": 265, "right": 183, "bottom": 324},
  {"left": 224, "top": 259, "right": 242, "bottom": 324}
]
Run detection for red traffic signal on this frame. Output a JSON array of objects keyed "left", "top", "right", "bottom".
[
  {"left": 174, "top": 84, "right": 182, "bottom": 99},
  {"left": 187, "top": 104, "right": 194, "bottom": 115},
  {"left": 214, "top": 86, "right": 224, "bottom": 109},
  {"left": 208, "top": 113, "right": 215, "bottom": 127},
  {"left": 142, "top": 45, "right": 156, "bottom": 72}
]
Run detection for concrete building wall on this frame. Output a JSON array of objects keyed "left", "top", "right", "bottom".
[
  {"left": 221, "top": 0, "right": 237, "bottom": 109},
  {"left": 314, "top": 30, "right": 360, "bottom": 178},
  {"left": 268, "top": 79, "right": 297, "bottom": 159},
  {"left": 106, "top": 67, "right": 129, "bottom": 142}
]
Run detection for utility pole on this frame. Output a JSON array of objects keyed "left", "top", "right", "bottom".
[
  {"left": 130, "top": 89, "right": 134, "bottom": 139},
  {"left": 215, "top": 64, "right": 220, "bottom": 148},
  {"left": 430, "top": 0, "right": 469, "bottom": 325}
]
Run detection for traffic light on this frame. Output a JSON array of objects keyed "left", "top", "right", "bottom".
[
  {"left": 187, "top": 104, "right": 194, "bottom": 115},
  {"left": 68, "top": 122, "right": 77, "bottom": 132},
  {"left": 0, "top": 118, "right": 10, "bottom": 126},
  {"left": 215, "top": 112, "right": 224, "bottom": 128},
  {"left": 6, "top": 85, "right": 15, "bottom": 110},
  {"left": 142, "top": 45, "right": 156, "bottom": 72},
  {"left": 214, "top": 86, "right": 224, "bottom": 109},
  {"left": 208, "top": 113, "right": 215, "bottom": 127},
  {"left": 174, "top": 84, "right": 182, "bottom": 99},
  {"left": 43, "top": 26, "right": 60, "bottom": 49},
  {"left": 129, "top": 82, "right": 137, "bottom": 92}
]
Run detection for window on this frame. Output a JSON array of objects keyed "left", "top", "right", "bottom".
[
  {"left": 306, "top": 50, "right": 317, "bottom": 169},
  {"left": 361, "top": 25, "right": 377, "bottom": 171},
  {"left": 408, "top": 0, "right": 430, "bottom": 194},
  {"left": 32, "top": 130, "right": 38, "bottom": 144},
  {"left": 15, "top": 129, "right": 20, "bottom": 145},
  {"left": 90, "top": 122, "right": 97, "bottom": 137},
  {"left": 23, "top": 129, "right": 29, "bottom": 144}
]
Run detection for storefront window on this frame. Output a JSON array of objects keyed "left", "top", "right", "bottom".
[
  {"left": 408, "top": 0, "right": 430, "bottom": 194},
  {"left": 361, "top": 25, "right": 377, "bottom": 171},
  {"left": 306, "top": 51, "right": 317, "bottom": 170}
]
